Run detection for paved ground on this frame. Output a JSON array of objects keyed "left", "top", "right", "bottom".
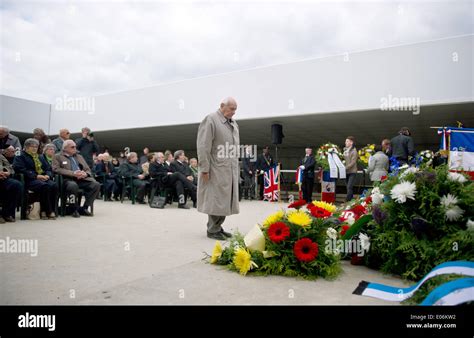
[{"left": 0, "top": 200, "right": 409, "bottom": 305}]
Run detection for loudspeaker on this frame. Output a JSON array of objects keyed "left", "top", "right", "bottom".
[{"left": 271, "top": 123, "right": 284, "bottom": 145}]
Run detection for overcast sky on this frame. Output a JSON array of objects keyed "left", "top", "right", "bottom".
[{"left": 1, "top": 0, "right": 472, "bottom": 103}]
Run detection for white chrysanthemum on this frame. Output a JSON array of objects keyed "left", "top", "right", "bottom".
[
  {"left": 359, "top": 233, "right": 371, "bottom": 251},
  {"left": 371, "top": 187, "right": 384, "bottom": 205},
  {"left": 326, "top": 227, "right": 338, "bottom": 240},
  {"left": 399, "top": 167, "right": 419, "bottom": 179},
  {"left": 448, "top": 172, "right": 467, "bottom": 183},
  {"left": 440, "top": 194, "right": 459, "bottom": 208},
  {"left": 390, "top": 181, "right": 417, "bottom": 203},
  {"left": 467, "top": 219, "right": 474, "bottom": 231},
  {"left": 445, "top": 206, "right": 465, "bottom": 222}
]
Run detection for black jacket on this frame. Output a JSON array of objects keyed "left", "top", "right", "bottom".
[
  {"left": 95, "top": 161, "right": 117, "bottom": 179},
  {"left": 13, "top": 151, "right": 52, "bottom": 182},
  {"left": 301, "top": 155, "right": 316, "bottom": 179},
  {"left": 170, "top": 160, "right": 192, "bottom": 176},
  {"left": 117, "top": 161, "right": 143, "bottom": 179},
  {"left": 75, "top": 137, "right": 100, "bottom": 167},
  {"left": 389, "top": 134, "right": 415, "bottom": 162},
  {"left": 256, "top": 153, "right": 273, "bottom": 171},
  {"left": 149, "top": 162, "right": 171, "bottom": 184},
  {"left": 242, "top": 157, "right": 256, "bottom": 176}
]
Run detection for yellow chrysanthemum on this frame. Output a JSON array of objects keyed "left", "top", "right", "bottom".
[
  {"left": 262, "top": 210, "right": 285, "bottom": 228},
  {"left": 312, "top": 200, "right": 337, "bottom": 213},
  {"left": 287, "top": 210, "right": 312, "bottom": 228},
  {"left": 233, "top": 247, "right": 254, "bottom": 275},
  {"left": 210, "top": 241, "right": 223, "bottom": 264}
]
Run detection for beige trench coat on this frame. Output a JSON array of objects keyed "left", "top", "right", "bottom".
[{"left": 196, "top": 110, "right": 240, "bottom": 216}]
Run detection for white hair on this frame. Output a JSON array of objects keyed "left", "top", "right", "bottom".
[
  {"left": 0, "top": 125, "right": 9, "bottom": 133},
  {"left": 127, "top": 152, "right": 137, "bottom": 159},
  {"left": 221, "top": 97, "right": 236, "bottom": 106},
  {"left": 62, "top": 139, "right": 76, "bottom": 150}
]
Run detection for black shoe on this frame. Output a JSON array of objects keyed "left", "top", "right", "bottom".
[
  {"left": 221, "top": 229, "right": 232, "bottom": 238},
  {"left": 72, "top": 211, "right": 80, "bottom": 218},
  {"left": 138, "top": 200, "right": 147, "bottom": 205},
  {"left": 4, "top": 216, "right": 15, "bottom": 223},
  {"left": 114, "top": 195, "right": 120, "bottom": 201},
  {"left": 79, "top": 208, "right": 93, "bottom": 216},
  {"left": 178, "top": 204, "right": 190, "bottom": 209},
  {"left": 193, "top": 202, "right": 197, "bottom": 208},
  {"left": 207, "top": 231, "right": 227, "bottom": 240}
]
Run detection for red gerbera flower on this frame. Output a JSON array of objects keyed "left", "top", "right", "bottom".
[
  {"left": 293, "top": 238, "right": 319, "bottom": 262},
  {"left": 381, "top": 175, "right": 387, "bottom": 182},
  {"left": 309, "top": 206, "right": 331, "bottom": 218},
  {"left": 340, "top": 225, "right": 350, "bottom": 236},
  {"left": 267, "top": 222, "right": 291, "bottom": 243},
  {"left": 306, "top": 203, "right": 315, "bottom": 210},
  {"left": 351, "top": 204, "right": 367, "bottom": 218},
  {"left": 288, "top": 199, "right": 307, "bottom": 209},
  {"left": 364, "top": 196, "right": 372, "bottom": 204}
]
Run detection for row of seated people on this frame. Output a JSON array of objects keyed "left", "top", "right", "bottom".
[
  {"left": 0, "top": 138, "right": 100, "bottom": 222},
  {"left": 115, "top": 150, "right": 197, "bottom": 209}
]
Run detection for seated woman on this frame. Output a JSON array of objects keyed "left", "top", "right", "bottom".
[
  {"left": 13, "top": 138, "right": 58, "bottom": 220},
  {"left": 41, "top": 143, "right": 56, "bottom": 166},
  {"left": 0, "top": 154, "right": 23, "bottom": 222}
]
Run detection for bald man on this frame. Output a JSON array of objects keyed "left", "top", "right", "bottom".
[
  {"left": 197, "top": 97, "right": 240, "bottom": 240},
  {"left": 52, "top": 129, "right": 71, "bottom": 153}
]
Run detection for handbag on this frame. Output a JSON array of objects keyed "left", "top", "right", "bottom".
[
  {"left": 27, "top": 202, "right": 41, "bottom": 220},
  {"left": 150, "top": 195, "right": 166, "bottom": 209}
]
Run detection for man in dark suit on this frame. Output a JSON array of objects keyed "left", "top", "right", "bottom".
[
  {"left": 300, "top": 147, "right": 316, "bottom": 202},
  {"left": 388, "top": 127, "right": 415, "bottom": 165},
  {"left": 53, "top": 140, "right": 100, "bottom": 217},
  {"left": 242, "top": 145, "right": 256, "bottom": 200},
  {"left": 149, "top": 152, "right": 196, "bottom": 209},
  {"left": 170, "top": 150, "right": 196, "bottom": 186},
  {"left": 117, "top": 152, "right": 149, "bottom": 204},
  {"left": 256, "top": 146, "right": 273, "bottom": 200}
]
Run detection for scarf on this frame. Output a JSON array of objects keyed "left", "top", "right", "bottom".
[{"left": 26, "top": 150, "right": 44, "bottom": 175}]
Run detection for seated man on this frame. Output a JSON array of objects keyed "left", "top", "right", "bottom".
[
  {"left": 95, "top": 153, "right": 120, "bottom": 201},
  {"left": 13, "top": 138, "right": 58, "bottom": 220},
  {"left": 53, "top": 140, "right": 100, "bottom": 217},
  {"left": 0, "top": 125, "right": 22, "bottom": 164},
  {"left": 149, "top": 152, "right": 196, "bottom": 209},
  {"left": 117, "top": 152, "right": 149, "bottom": 204},
  {"left": 170, "top": 150, "right": 196, "bottom": 186},
  {"left": 0, "top": 153, "right": 23, "bottom": 222}
]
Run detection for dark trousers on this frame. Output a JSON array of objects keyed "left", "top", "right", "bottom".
[
  {"left": 27, "top": 179, "right": 58, "bottom": 215},
  {"left": 243, "top": 174, "right": 255, "bottom": 199},
  {"left": 207, "top": 215, "right": 226, "bottom": 234},
  {"left": 64, "top": 179, "right": 100, "bottom": 210},
  {"left": 132, "top": 179, "right": 149, "bottom": 202},
  {"left": 346, "top": 173, "right": 356, "bottom": 201},
  {"left": 258, "top": 175, "right": 264, "bottom": 200},
  {"left": 103, "top": 178, "right": 119, "bottom": 198},
  {"left": 302, "top": 176, "right": 314, "bottom": 202},
  {"left": 166, "top": 172, "right": 196, "bottom": 204},
  {"left": 0, "top": 178, "right": 23, "bottom": 218}
]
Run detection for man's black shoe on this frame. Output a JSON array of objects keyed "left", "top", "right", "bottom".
[
  {"left": 193, "top": 202, "right": 197, "bottom": 208},
  {"left": 178, "top": 204, "right": 190, "bottom": 209},
  {"left": 72, "top": 211, "right": 80, "bottom": 218},
  {"left": 79, "top": 208, "right": 93, "bottom": 216},
  {"left": 207, "top": 231, "right": 227, "bottom": 240},
  {"left": 221, "top": 229, "right": 232, "bottom": 238}
]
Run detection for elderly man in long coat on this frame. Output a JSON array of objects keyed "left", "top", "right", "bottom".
[{"left": 197, "top": 97, "right": 240, "bottom": 240}]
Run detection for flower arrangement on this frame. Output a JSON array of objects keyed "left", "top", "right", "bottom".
[
  {"left": 358, "top": 144, "right": 375, "bottom": 167},
  {"left": 418, "top": 150, "right": 434, "bottom": 166},
  {"left": 363, "top": 165, "right": 474, "bottom": 280},
  {"left": 208, "top": 202, "right": 342, "bottom": 279},
  {"left": 316, "top": 143, "right": 343, "bottom": 170}
]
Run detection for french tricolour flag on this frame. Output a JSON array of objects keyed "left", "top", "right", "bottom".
[
  {"left": 295, "top": 167, "right": 303, "bottom": 184},
  {"left": 447, "top": 127, "right": 474, "bottom": 180}
]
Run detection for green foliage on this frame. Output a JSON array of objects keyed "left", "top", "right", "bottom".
[{"left": 365, "top": 165, "right": 474, "bottom": 280}]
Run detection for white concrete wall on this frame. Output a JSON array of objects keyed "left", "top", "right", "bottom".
[
  {"left": 49, "top": 34, "right": 473, "bottom": 133},
  {"left": 0, "top": 95, "right": 51, "bottom": 133}
]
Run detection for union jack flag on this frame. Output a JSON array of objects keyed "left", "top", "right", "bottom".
[{"left": 264, "top": 164, "right": 280, "bottom": 202}]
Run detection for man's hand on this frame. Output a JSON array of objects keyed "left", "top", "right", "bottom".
[
  {"left": 0, "top": 171, "right": 8, "bottom": 180},
  {"left": 201, "top": 172, "right": 209, "bottom": 183},
  {"left": 187, "top": 175, "right": 193, "bottom": 181},
  {"left": 138, "top": 174, "right": 145, "bottom": 180},
  {"left": 73, "top": 170, "right": 84, "bottom": 179}
]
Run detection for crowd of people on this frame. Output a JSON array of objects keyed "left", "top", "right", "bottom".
[{"left": 0, "top": 122, "right": 442, "bottom": 223}]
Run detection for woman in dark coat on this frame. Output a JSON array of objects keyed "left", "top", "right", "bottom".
[{"left": 13, "top": 138, "right": 58, "bottom": 220}]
